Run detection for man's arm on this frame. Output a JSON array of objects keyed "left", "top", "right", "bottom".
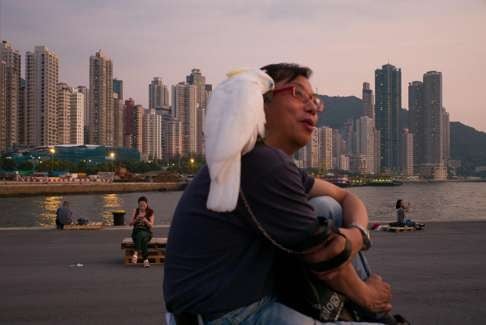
[
  {"left": 308, "top": 178, "right": 368, "bottom": 255},
  {"left": 309, "top": 178, "right": 368, "bottom": 228},
  {"left": 306, "top": 178, "right": 392, "bottom": 312},
  {"left": 302, "top": 231, "right": 392, "bottom": 313}
]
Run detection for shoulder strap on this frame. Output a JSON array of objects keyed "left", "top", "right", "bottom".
[{"left": 239, "top": 189, "right": 351, "bottom": 271}]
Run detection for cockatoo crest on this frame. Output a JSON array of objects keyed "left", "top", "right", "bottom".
[{"left": 204, "top": 69, "right": 274, "bottom": 212}]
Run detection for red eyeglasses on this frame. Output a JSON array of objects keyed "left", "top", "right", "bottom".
[{"left": 266, "top": 85, "right": 324, "bottom": 112}]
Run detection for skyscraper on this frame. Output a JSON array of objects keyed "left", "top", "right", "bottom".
[
  {"left": 122, "top": 98, "right": 143, "bottom": 154},
  {"left": 149, "top": 77, "right": 169, "bottom": 109},
  {"left": 423, "top": 71, "right": 443, "bottom": 164},
  {"left": 318, "top": 127, "right": 333, "bottom": 171},
  {"left": 0, "top": 41, "right": 21, "bottom": 151},
  {"left": 123, "top": 98, "right": 136, "bottom": 149},
  {"left": 172, "top": 82, "right": 197, "bottom": 155},
  {"left": 353, "top": 116, "right": 376, "bottom": 174},
  {"left": 70, "top": 88, "right": 84, "bottom": 144},
  {"left": 113, "top": 93, "right": 124, "bottom": 148},
  {"left": 375, "top": 64, "right": 401, "bottom": 173},
  {"left": 400, "top": 128, "right": 414, "bottom": 176},
  {"left": 162, "top": 114, "right": 182, "bottom": 159},
  {"left": 304, "top": 129, "right": 319, "bottom": 169},
  {"left": 0, "top": 60, "right": 5, "bottom": 151},
  {"left": 362, "top": 82, "right": 374, "bottom": 120},
  {"left": 89, "top": 50, "right": 113, "bottom": 145},
  {"left": 77, "top": 86, "right": 89, "bottom": 144},
  {"left": 143, "top": 108, "right": 162, "bottom": 160},
  {"left": 19, "top": 78, "right": 26, "bottom": 146},
  {"left": 408, "top": 81, "right": 425, "bottom": 166},
  {"left": 26, "top": 46, "right": 59, "bottom": 147},
  {"left": 57, "top": 83, "right": 72, "bottom": 144},
  {"left": 442, "top": 107, "right": 450, "bottom": 161},
  {"left": 186, "top": 69, "right": 211, "bottom": 155},
  {"left": 113, "top": 78, "right": 123, "bottom": 100}
]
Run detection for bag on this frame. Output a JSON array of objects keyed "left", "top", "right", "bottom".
[{"left": 239, "top": 190, "right": 407, "bottom": 324}]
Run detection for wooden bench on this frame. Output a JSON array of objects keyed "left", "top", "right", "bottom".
[
  {"left": 121, "top": 237, "right": 167, "bottom": 265},
  {"left": 381, "top": 225, "right": 417, "bottom": 232},
  {"left": 64, "top": 222, "right": 104, "bottom": 230}
]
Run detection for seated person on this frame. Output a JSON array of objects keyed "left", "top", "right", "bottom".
[
  {"left": 129, "top": 196, "right": 155, "bottom": 268},
  {"left": 395, "top": 199, "right": 424, "bottom": 229},
  {"left": 164, "top": 64, "right": 394, "bottom": 324},
  {"left": 55, "top": 201, "right": 73, "bottom": 230}
]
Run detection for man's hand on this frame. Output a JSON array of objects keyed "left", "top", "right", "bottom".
[{"left": 361, "top": 274, "right": 392, "bottom": 313}]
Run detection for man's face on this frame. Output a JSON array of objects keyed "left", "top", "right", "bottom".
[{"left": 264, "top": 76, "right": 321, "bottom": 154}]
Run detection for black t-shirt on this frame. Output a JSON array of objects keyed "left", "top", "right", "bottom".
[{"left": 163, "top": 143, "right": 318, "bottom": 318}]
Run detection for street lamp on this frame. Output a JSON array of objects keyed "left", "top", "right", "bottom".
[
  {"left": 109, "top": 152, "right": 116, "bottom": 160},
  {"left": 189, "top": 158, "right": 195, "bottom": 174},
  {"left": 49, "top": 147, "right": 56, "bottom": 176}
]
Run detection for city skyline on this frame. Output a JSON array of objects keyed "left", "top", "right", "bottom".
[{"left": 1, "top": 0, "right": 485, "bottom": 131}]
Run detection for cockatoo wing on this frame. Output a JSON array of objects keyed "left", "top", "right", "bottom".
[{"left": 204, "top": 70, "right": 274, "bottom": 212}]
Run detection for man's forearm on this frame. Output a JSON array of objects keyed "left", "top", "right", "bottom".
[
  {"left": 314, "top": 261, "right": 370, "bottom": 308},
  {"left": 342, "top": 191, "right": 368, "bottom": 228}
]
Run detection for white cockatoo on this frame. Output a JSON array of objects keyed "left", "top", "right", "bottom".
[{"left": 204, "top": 69, "right": 275, "bottom": 212}]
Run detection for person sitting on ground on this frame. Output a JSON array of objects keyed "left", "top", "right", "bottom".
[
  {"left": 129, "top": 196, "right": 155, "bottom": 268},
  {"left": 55, "top": 201, "right": 73, "bottom": 230},
  {"left": 164, "top": 64, "right": 395, "bottom": 324},
  {"left": 395, "top": 199, "right": 423, "bottom": 229}
]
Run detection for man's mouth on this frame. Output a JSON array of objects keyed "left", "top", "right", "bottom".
[{"left": 301, "top": 118, "right": 316, "bottom": 131}]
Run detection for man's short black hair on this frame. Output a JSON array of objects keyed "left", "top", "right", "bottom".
[
  {"left": 260, "top": 63, "right": 312, "bottom": 84},
  {"left": 138, "top": 196, "right": 148, "bottom": 203}
]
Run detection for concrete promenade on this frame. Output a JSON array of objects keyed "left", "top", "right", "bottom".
[
  {"left": 1, "top": 221, "right": 485, "bottom": 324},
  {"left": 0, "top": 181, "right": 186, "bottom": 197}
]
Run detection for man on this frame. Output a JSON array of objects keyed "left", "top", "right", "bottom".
[
  {"left": 164, "top": 63, "right": 392, "bottom": 324},
  {"left": 55, "top": 201, "right": 73, "bottom": 230}
]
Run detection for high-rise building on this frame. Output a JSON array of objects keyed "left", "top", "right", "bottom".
[
  {"left": 341, "top": 119, "right": 354, "bottom": 155},
  {"left": 56, "top": 83, "right": 85, "bottom": 145},
  {"left": 400, "top": 128, "right": 414, "bottom": 176},
  {"left": 353, "top": 116, "right": 376, "bottom": 174},
  {"left": 375, "top": 64, "right": 401, "bottom": 173},
  {"left": 423, "top": 71, "right": 443, "bottom": 165},
  {"left": 19, "top": 78, "right": 26, "bottom": 146},
  {"left": 161, "top": 113, "right": 182, "bottom": 159},
  {"left": 186, "top": 69, "right": 211, "bottom": 155},
  {"left": 113, "top": 93, "right": 124, "bottom": 148},
  {"left": 0, "top": 41, "right": 21, "bottom": 151},
  {"left": 133, "top": 105, "right": 144, "bottom": 155},
  {"left": 122, "top": 98, "right": 143, "bottom": 155},
  {"left": 149, "top": 77, "right": 169, "bottom": 109},
  {"left": 26, "top": 46, "right": 59, "bottom": 147},
  {"left": 113, "top": 78, "right": 123, "bottom": 100},
  {"left": 89, "top": 50, "right": 113, "bottom": 146},
  {"left": 373, "top": 128, "right": 381, "bottom": 174},
  {"left": 318, "top": 127, "right": 333, "bottom": 171},
  {"left": 332, "top": 129, "right": 345, "bottom": 169},
  {"left": 56, "top": 83, "right": 72, "bottom": 144},
  {"left": 304, "top": 129, "right": 319, "bottom": 169},
  {"left": 143, "top": 108, "right": 162, "bottom": 160},
  {"left": 409, "top": 71, "right": 449, "bottom": 179},
  {"left": 69, "top": 88, "right": 84, "bottom": 144},
  {"left": 442, "top": 107, "right": 450, "bottom": 161},
  {"left": 408, "top": 81, "right": 425, "bottom": 166},
  {"left": 362, "top": 82, "right": 374, "bottom": 121},
  {"left": 123, "top": 98, "right": 136, "bottom": 148},
  {"left": 0, "top": 60, "right": 6, "bottom": 151},
  {"left": 77, "top": 86, "right": 89, "bottom": 143},
  {"left": 172, "top": 82, "right": 197, "bottom": 155}
]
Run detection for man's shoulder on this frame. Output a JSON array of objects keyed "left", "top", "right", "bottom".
[{"left": 244, "top": 143, "right": 294, "bottom": 167}]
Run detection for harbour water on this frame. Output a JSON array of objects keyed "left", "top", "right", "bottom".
[{"left": 0, "top": 182, "right": 485, "bottom": 227}]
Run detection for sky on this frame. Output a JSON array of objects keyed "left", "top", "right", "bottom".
[{"left": 1, "top": 0, "right": 485, "bottom": 131}]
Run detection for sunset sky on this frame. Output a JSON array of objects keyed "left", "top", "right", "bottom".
[{"left": 1, "top": 0, "right": 485, "bottom": 131}]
